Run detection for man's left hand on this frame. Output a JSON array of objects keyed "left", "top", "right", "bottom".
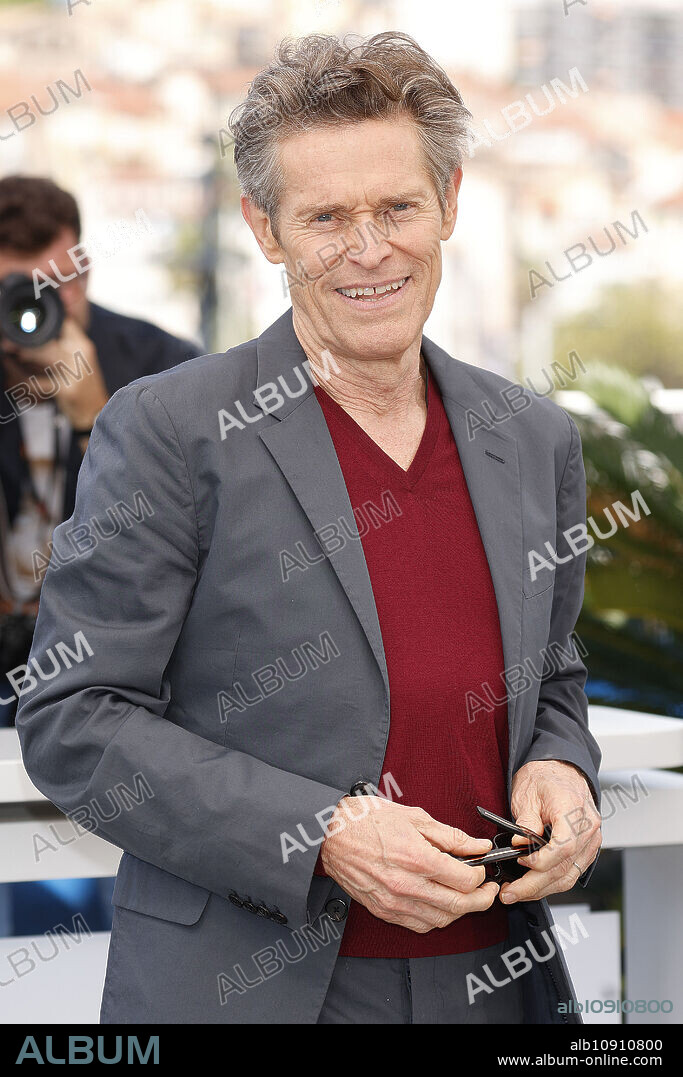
[{"left": 499, "top": 759, "right": 602, "bottom": 905}]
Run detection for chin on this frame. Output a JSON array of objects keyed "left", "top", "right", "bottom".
[{"left": 347, "top": 325, "right": 416, "bottom": 358}]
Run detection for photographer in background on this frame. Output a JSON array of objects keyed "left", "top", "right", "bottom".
[{"left": 0, "top": 174, "right": 202, "bottom": 725}]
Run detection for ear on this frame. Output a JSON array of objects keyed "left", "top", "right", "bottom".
[
  {"left": 440, "top": 168, "right": 463, "bottom": 241},
  {"left": 241, "top": 195, "right": 284, "bottom": 265}
]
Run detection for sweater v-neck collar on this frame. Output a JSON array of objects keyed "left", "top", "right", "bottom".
[{"left": 314, "top": 364, "right": 441, "bottom": 492}]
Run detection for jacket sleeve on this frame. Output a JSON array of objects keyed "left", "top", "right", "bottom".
[
  {"left": 15, "top": 382, "right": 346, "bottom": 927},
  {"left": 517, "top": 412, "right": 602, "bottom": 886}
]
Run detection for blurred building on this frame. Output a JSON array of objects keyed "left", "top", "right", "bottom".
[
  {"left": 516, "top": 0, "right": 683, "bottom": 109},
  {"left": 0, "top": 0, "right": 681, "bottom": 375}
]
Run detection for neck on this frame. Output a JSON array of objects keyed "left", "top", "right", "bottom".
[{"left": 293, "top": 317, "right": 426, "bottom": 421}]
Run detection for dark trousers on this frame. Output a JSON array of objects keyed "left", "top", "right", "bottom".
[{"left": 317, "top": 939, "right": 524, "bottom": 1024}]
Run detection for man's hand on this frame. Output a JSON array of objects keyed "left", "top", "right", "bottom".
[
  {"left": 320, "top": 796, "right": 500, "bottom": 933},
  {"left": 1, "top": 316, "right": 108, "bottom": 430},
  {"left": 500, "top": 760, "right": 602, "bottom": 905}
]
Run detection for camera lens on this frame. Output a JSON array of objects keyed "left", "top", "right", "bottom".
[{"left": 0, "top": 272, "right": 65, "bottom": 348}]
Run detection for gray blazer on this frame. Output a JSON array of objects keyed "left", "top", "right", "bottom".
[{"left": 16, "top": 307, "right": 601, "bottom": 1024}]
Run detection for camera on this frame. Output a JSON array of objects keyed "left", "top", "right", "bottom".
[{"left": 0, "top": 272, "right": 65, "bottom": 348}]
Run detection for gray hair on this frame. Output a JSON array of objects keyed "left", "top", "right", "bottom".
[{"left": 227, "top": 31, "right": 472, "bottom": 240}]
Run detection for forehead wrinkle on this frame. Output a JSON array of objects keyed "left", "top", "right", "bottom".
[{"left": 278, "top": 122, "right": 430, "bottom": 219}]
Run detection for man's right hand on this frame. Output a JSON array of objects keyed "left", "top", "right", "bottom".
[{"left": 320, "top": 796, "right": 500, "bottom": 934}]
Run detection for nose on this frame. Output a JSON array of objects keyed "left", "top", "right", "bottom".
[{"left": 340, "top": 216, "right": 394, "bottom": 270}]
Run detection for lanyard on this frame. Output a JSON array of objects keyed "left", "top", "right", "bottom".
[{"left": 16, "top": 402, "right": 63, "bottom": 604}]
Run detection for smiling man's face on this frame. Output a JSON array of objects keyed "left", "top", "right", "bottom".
[{"left": 244, "top": 116, "right": 461, "bottom": 366}]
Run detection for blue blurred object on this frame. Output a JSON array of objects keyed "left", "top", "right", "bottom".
[{"left": 2, "top": 877, "right": 115, "bottom": 937}]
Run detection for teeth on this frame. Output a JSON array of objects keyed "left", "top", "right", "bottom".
[{"left": 337, "top": 278, "right": 407, "bottom": 299}]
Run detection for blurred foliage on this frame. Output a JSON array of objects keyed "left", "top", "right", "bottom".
[
  {"left": 559, "top": 361, "right": 683, "bottom": 716},
  {"left": 554, "top": 282, "right": 683, "bottom": 388}
]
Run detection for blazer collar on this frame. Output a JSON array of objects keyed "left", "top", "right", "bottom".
[{"left": 254, "top": 305, "right": 515, "bottom": 428}]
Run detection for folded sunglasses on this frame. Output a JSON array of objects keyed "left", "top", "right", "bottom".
[{"left": 454, "top": 805, "right": 552, "bottom": 883}]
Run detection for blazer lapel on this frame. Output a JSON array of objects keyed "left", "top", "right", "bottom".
[{"left": 255, "top": 311, "right": 390, "bottom": 700}]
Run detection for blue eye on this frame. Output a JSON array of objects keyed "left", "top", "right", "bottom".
[
  {"left": 391, "top": 203, "right": 410, "bottom": 212},
  {"left": 315, "top": 213, "right": 333, "bottom": 222}
]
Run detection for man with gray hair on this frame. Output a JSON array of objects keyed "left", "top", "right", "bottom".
[{"left": 16, "top": 32, "right": 601, "bottom": 1024}]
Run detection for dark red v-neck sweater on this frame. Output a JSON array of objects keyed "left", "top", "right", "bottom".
[{"left": 313, "top": 372, "right": 510, "bottom": 958}]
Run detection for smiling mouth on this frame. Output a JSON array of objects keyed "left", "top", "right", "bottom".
[{"left": 335, "top": 276, "right": 409, "bottom": 301}]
